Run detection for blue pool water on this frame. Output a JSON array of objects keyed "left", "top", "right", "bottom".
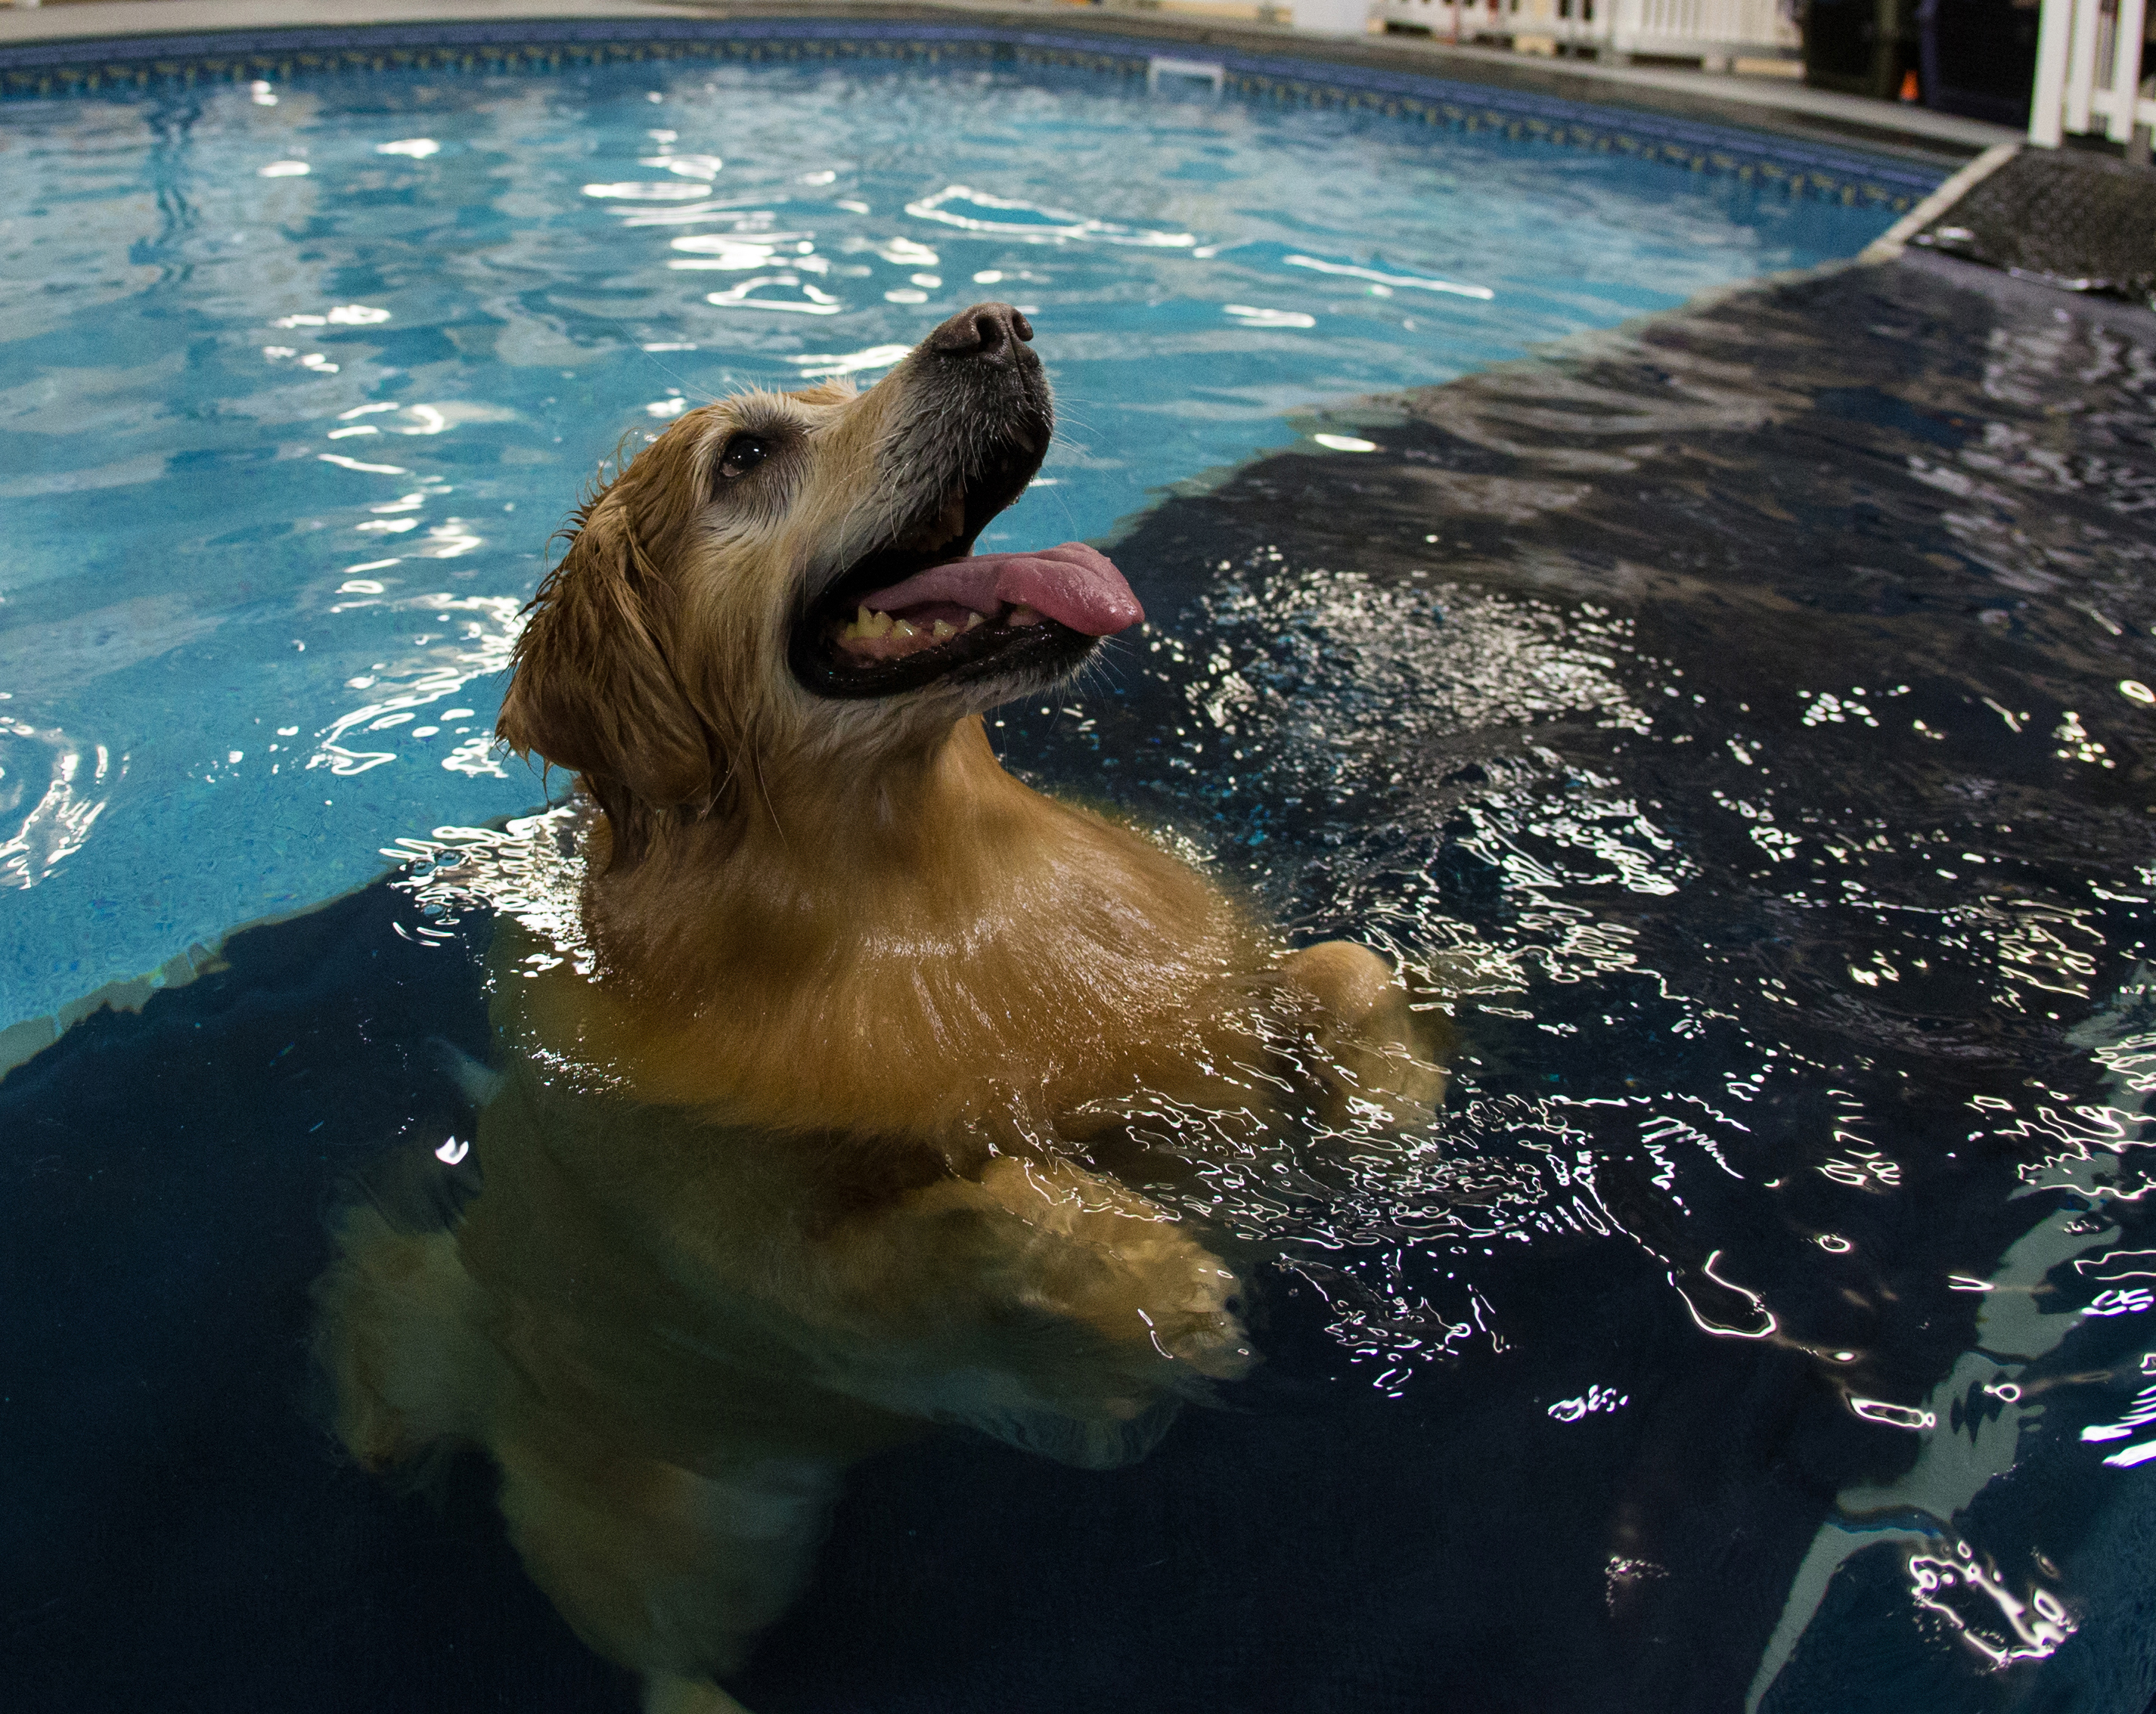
[
  {"left": 14, "top": 238, "right": 2156, "bottom": 1712},
  {"left": 31, "top": 31, "right": 2156, "bottom": 1714},
  {"left": 0, "top": 46, "right": 1906, "bottom": 1039}
]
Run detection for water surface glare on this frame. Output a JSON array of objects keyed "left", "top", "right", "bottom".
[
  {"left": 0, "top": 55, "right": 1901, "bottom": 1029},
  {"left": 6, "top": 240, "right": 2153, "bottom": 1709},
  {"left": 15, "top": 42, "right": 2137, "bottom": 1714}
]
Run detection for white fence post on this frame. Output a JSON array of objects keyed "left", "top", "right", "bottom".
[
  {"left": 2030, "top": 0, "right": 2075, "bottom": 144},
  {"left": 2031, "top": 0, "right": 2154, "bottom": 146},
  {"left": 2064, "top": 0, "right": 2105, "bottom": 132},
  {"left": 1351, "top": 0, "right": 1802, "bottom": 68},
  {"left": 2108, "top": 0, "right": 2150, "bottom": 140}
]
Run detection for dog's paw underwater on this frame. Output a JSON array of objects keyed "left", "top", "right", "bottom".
[{"left": 318, "top": 304, "right": 1448, "bottom": 1712}]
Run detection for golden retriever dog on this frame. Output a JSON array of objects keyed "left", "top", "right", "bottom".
[{"left": 317, "top": 304, "right": 1440, "bottom": 1714}]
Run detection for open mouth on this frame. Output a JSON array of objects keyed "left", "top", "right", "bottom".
[{"left": 789, "top": 449, "right": 1143, "bottom": 701}]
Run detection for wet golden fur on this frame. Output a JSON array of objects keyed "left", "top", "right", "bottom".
[{"left": 318, "top": 322, "right": 1438, "bottom": 1713}]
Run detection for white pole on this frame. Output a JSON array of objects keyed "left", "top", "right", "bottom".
[
  {"left": 2107, "top": 0, "right": 2148, "bottom": 140},
  {"left": 2030, "top": 0, "right": 2074, "bottom": 143},
  {"left": 2065, "top": 0, "right": 2104, "bottom": 132}
]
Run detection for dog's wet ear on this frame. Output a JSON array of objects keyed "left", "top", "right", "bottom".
[{"left": 498, "top": 497, "right": 716, "bottom": 838}]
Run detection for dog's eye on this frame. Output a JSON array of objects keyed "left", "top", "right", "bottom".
[{"left": 718, "top": 434, "right": 772, "bottom": 480}]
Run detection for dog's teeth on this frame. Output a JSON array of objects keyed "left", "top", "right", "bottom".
[
  {"left": 891, "top": 618, "right": 918, "bottom": 639},
  {"left": 867, "top": 609, "right": 895, "bottom": 637},
  {"left": 964, "top": 611, "right": 984, "bottom": 631},
  {"left": 1009, "top": 604, "right": 1044, "bottom": 627},
  {"left": 932, "top": 620, "right": 955, "bottom": 640}
]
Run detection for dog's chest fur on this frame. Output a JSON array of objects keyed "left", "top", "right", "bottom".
[{"left": 501, "top": 718, "right": 1269, "bottom": 1152}]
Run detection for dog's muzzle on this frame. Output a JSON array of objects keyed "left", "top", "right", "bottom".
[{"left": 789, "top": 304, "right": 1141, "bottom": 702}]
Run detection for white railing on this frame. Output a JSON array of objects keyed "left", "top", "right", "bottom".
[
  {"left": 2030, "top": 0, "right": 2154, "bottom": 144},
  {"left": 1369, "top": 0, "right": 1797, "bottom": 65}
]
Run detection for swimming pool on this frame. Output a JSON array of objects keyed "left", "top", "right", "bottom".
[
  {"left": 0, "top": 23, "right": 1919, "bottom": 1047},
  {"left": 11, "top": 19, "right": 2153, "bottom": 1714}
]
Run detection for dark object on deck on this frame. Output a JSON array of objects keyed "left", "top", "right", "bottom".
[
  {"left": 1916, "top": 145, "right": 2156, "bottom": 302},
  {"left": 1917, "top": 0, "right": 2043, "bottom": 126},
  {"left": 1801, "top": 0, "right": 1919, "bottom": 101}
]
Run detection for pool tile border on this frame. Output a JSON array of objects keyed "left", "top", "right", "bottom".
[{"left": 0, "top": 15, "right": 1944, "bottom": 210}]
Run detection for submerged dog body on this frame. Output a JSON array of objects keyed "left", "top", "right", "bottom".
[{"left": 319, "top": 306, "right": 1437, "bottom": 1712}]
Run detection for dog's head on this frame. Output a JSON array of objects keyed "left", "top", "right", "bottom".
[{"left": 498, "top": 304, "right": 1140, "bottom": 842}]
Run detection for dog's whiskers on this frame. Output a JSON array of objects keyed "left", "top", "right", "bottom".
[
  {"left": 591, "top": 308, "right": 725, "bottom": 407},
  {"left": 747, "top": 750, "right": 789, "bottom": 856}
]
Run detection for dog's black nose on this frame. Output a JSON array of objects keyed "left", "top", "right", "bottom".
[{"left": 925, "top": 302, "right": 1034, "bottom": 361}]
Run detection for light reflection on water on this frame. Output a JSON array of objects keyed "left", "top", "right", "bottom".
[
  {"left": 347, "top": 254, "right": 2156, "bottom": 1706},
  {"left": 985, "top": 258, "right": 2146, "bottom": 1704},
  {"left": 11, "top": 40, "right": 2154, "bottom": 1714}
]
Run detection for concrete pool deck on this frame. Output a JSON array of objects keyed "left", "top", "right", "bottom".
[{"left": 0, "top": 0, "right": 2018, "bottom": 164}]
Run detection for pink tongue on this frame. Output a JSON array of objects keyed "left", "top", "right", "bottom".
[{"left": 855, "top": 542, "right": 1143, "bottom": 637}]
